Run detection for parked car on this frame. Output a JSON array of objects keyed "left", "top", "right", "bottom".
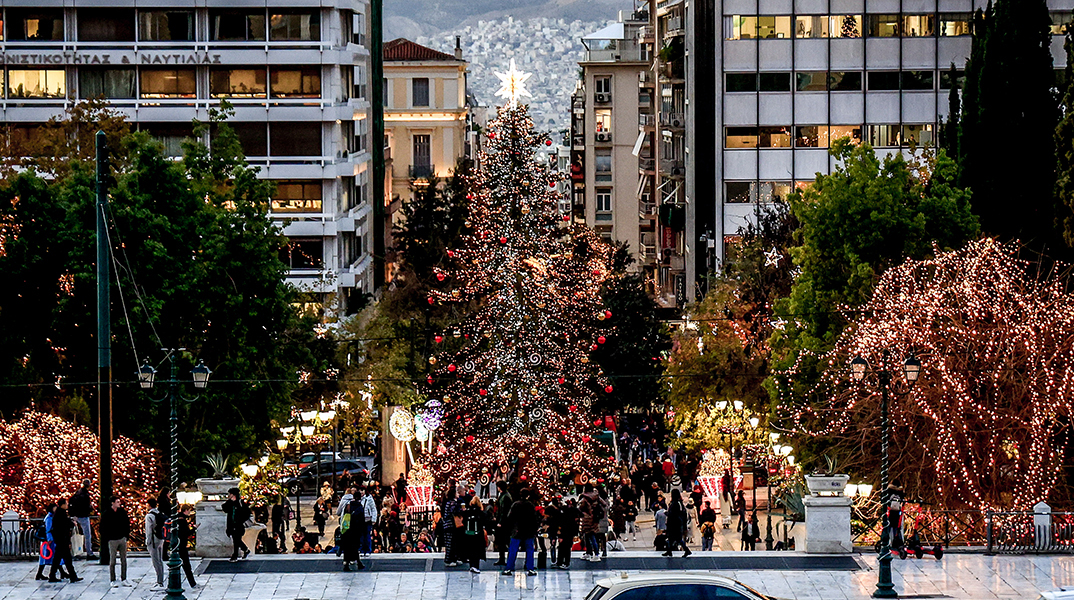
[
  {"left": 1039, "top": 588, "right": 1074, "bottom": 600},
  {"left": 284, "top": 451, "right": 342, "bottom": 468},
  {"left": 584, "top": 573, "right": 776, "bottom": 600},
  {"left": 281, "top": 459, "right": 366, "bottom": 495}
]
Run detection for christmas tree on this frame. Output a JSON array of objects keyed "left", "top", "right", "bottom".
[{"left": 421, "top": 62, "right": 616, "bottom": 491}]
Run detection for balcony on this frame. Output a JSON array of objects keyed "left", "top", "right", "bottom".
[
  {"left": 660, "top": 159, "right": 685, "bottom": 177},
  {"left": 594, "top": 131, "right": 613, "bottom": 144},
  {"left": 584, "top": 39, "right": 646, "bottom": 63},
  {"left": 639, "top": 157, "right": 655, "bottom": 172},
  {"left": 639, "top": 70, "right": 654, "bottom": 87},
  {"left": 638, "top": 26, "right": 655, "bottom": 42},
  {"left": 666, "top": 16, "right": 684, "bottom": 34},
  {"left": 572, "top": 134, "right": 585, "bottom": 149},
  {"left": 408, "top": 164, "right": 434, "bottom": 179},
  {"left": 660, "top": 112, "right": 685, "bottom": 128},
  {"left": 639, "top": 114, "right": 656, "bottom": 127}
]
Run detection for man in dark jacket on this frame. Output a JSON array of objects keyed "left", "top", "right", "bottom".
[
  {"left": 553, "top": 498, "right": 580, "bottom": 569},
  {"left": 493, "top": 481, "right": 512, "bottom": 565},
  {"left": 68, "top": 479, "right": 96, "bottom": 560},
  {"left": 48, "top": 498, "right": 81, "bottom": 583},
  {"left": 223, "top": 488, "right": 251, "bottom": 562},
  {"left": 501, "top": 488, "right": 538, "bottom": 576},
  {"left": 339, "top": 497, "right": 366, "bottom": 571},
  {"left": 100, "top": 496, "right": 130, "bottom": 586}
]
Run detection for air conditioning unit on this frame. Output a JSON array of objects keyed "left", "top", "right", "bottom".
[
  {"left": 596, "top": 132, "right": 612, "bottom": 142},
  {"left": 671, "top": 166, "right": 685, "bottom": 176},
  {"left": 595, "top": 92, "right": 612, "bottom": 103},
  {"left": 671, "top": 118, "right": 684, "bottom": 127}
]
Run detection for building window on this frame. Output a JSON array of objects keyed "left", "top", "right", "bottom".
[
  {"left": 595, "top": 149, "right": 612, "bottom": 182},
  {"left": 78, "top": 9, "right": 135, "bottom": 41},
  {"left": 902, "top": 124, "right": 934, "bottom": 146},
  {"left": 595, "top": 108, "right": 611, "bottom": 132},
  {"left": 352, "top": 65, "right": 368, "bottom": 99},
  {"left": 940, "top": 13, "right": 972, "bottom": 36},
  {"left": 272, "top": 180, "right": 323, "bottom": 213},
  {"left": 725, "top": 127, "right": 758, "bottom": 148},
  {"left": 758, "top": 72, "right": 791, "bottom": 92},
  {"left": 595, "top": 76, "right": 611, "bottom": 94},
  {"left": 829, "top": 71, "right": 863, "bottom": 91},
  {"left": 867, "top": 71, "right": 901, "bottom": 91},
  {"left": 270, "top": 122, "right": 321, "bottom": 156},
  {"left": 80, "top": 68, "right": 136, "bottom": 99},
  {"left": 210, "top": 68, "right": 267, "bottom": 97},
  {"left": 140, "top": 123, "right": 192, "bottom": 157},
  {"left": 412, "top": 134, "right": 431, "bottom": 170},
  {"left": 867, "top": 14, "right": 900, "bottom": 37},
  {"left": 280, "top": 238, "right": 323, "bottom": 269},
  {"left": 902, "top": 70, "right": 934, "bottom": 90},
  {"left": 726, "top": 181, "right": 753, "bottom": 203},
  {"left": 352, "top": 12, "right": 366, "bottom": 45},
  {"left": 757, "top": 16, "right": 792, "bottom": 39},
  {"left": 795, "top": 15, "right": 828, "bottom": 38},
  {"left": 829, "top": 125, "right": 862, "bottom": 145},
  {"left": 271, "top": 67, "right": 320, "bottom": 98},
  {"left": 727, "top": 73, "right": 757, "bottom": 92},
  {"left": 831, "top": 15, "right": 862, "bottom": 38},
  {"left": 726, "top": 16, "right": 758, "bottom": 40},
  {"left": 759, "top": 126, "right": 792, "bottom": 148},
  {"left": 795, "top": 126, "right": 827, "bottom": 148},
  {"left": 412, "top": 77, "right": 430, "bottom": 107},
  {"left": 211, "top": 11, "right": 266, "bottom": 41},
  {"left": 140, "top": 69, "right": 196, "bottom": 98},
  {"left": 8, "top": 9, "right": 64, "bottom": 41},
  {"left": 940, "top": 69, "right": 966, "bottom": 90},
  {"left": 8, "top": 69, "right": 65, "bottom": 98},
  {"left": 269, "top": 11, "right": 320, "bottom": 41},
  {"left": 215, "top": 122, "right": 267, "bottom": 156},
  {"left": 139, "top": 11, "right": 194, "bottom": 42},
  {"left": 796, "top": 72, "right": 827, "bottom": 91},
  {"left": 902, "top": 15, "right": 935, "bottom": 37},
  {"left": 867, "top": 125, "right": 900, "bottom": 147},
  {"left": 758, "top": 181, "right": 793, "bottom": 203},
  {"left": 596, "top": 188, "right": 612, "bottom": 219}
]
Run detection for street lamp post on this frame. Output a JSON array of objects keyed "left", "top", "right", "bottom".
[
  {"left": 850, "top": 351, "right": 921, "bottom": 599},
  {"left": 139, "top": 351, "right": 211, "bottom": 600},
  {"left": 764, "top": 432, "right": 779, "bottom": 551}
]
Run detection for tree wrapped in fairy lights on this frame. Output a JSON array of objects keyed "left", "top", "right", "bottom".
[
  {"left": 780, "top": 239, "right": 1074, "bottom": 509},
  {"left": 421, "top": 65, "right": 616, "bottom": 490}
]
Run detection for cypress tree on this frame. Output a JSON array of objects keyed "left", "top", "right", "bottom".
[
  {"left": 941, "top": 64, "right": 961, "bottom": 158},
  {"left": 1057, "top": 25, "right": 1074, "bottom": 246},
  {"left": 959, "top": 0, "right": 1057, "bottom": 247}
]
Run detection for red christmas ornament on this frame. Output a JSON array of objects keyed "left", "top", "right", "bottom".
[
  {"left": 427, "top": 297, "right": 435, "bottom": 305},
  {"left": 582, "top": 435, "right": 591, "bottom": 443},
  {"left": 434, "top": 335, "right": 443, "bottom": 343},
  {"left": 447, "top": 250, "right": 455, "bottom": 258},
  {"left": 466, "top": 193, "right": 474, "bottom": 200},
  {"left": 520, "top": 474, "right": 528, "bottom": 481},
  {"left": 436, "top": 273, "right": 446, "bottom": 282},
  {"left": 542, "top": 469, "right": 549, "bottom": 475},
  {"left": 499, "top": 236, "right": 508, "bottom": 244},
  {"left": 604, "top": 310, "right": 613, "bottom": 319},
  {"left": 545, "top": 139, "right": 552, "bottom": 146},
  {"left": 549, "top": 181, "right": 557, "bottom": 188},
  {"left": 562, "top": 215, "right": 570, "bottom": 222},
  {"left": 427, "top": 376, "right": 433, "bottom": 384},
  {"left": 597, "top": 336, "right": 606, "bottom": 344},
  {"left": 489, "top": 132, "right": 496, "bottom": 138},
  {"left": 557, "top": 377, "right": 566, "bottom": 385},
  {"left": 591, "top": 344, "right": 599, "bottom": 351},
  {"left": 569, "top": 405, "right": 578, "bottom": 412},
  {"left": 466, "top": 435, "right": 475, "bottom": 442},
  {"left": 592, "top": 269, "right": 601, "bottom": 276},
  {"left": 561, "top": 429, "right": 568, "bottom": 436},
  {"left": 605, "top": 385, "right": 614, "bottom": 393},
  {"left": 597, "top": 478, "right": 605, "bottom": 484},
  {"left": 479, "top": 389, "right": 487, "bottom": 396},
  {"left": 448, "top": 364, "right": 457, "bottom": 373},
  {"left": 594, "top": 419, "right": 602, "bottom": 426}
]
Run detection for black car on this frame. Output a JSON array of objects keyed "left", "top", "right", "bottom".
[{"left": 281, "top": 459, "right": 367, "bottom": 494}]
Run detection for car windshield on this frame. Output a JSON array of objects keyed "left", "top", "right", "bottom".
[{"left": 584, "top": 585, "right": 609, "bottom": 600}]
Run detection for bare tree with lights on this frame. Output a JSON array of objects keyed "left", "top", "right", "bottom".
[{"left": 420, "top": 63, "right": 616, "bottom": 490}]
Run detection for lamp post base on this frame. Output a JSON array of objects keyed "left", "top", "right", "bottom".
[
  {"left": 873, "top": 554, "right": 898, "bottom": 598},
  {"left": 164, "top": 541, "right": 187, "bottom": 600}
]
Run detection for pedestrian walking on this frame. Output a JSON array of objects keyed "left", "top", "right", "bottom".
[
  {"left": 624, "top": 500, "right": 639, "bottom": 541},
  {"left": 502, "top": 488, "right": 539, "bottom": 576},
  {"left": 47, "top": 499, "right": 81, "bottom": 583},
  {"left": 596, "top": 488, "right": 611, "bottom": 559},
  {"left": 741, "top": 513, "right": 759, "bottom": 551},
  {"left": 222, "top": 488, "right": 251, "bottom": 562},
  {"left": 578, "top": 483, "right": 606, "bottom": 561},
  {"left": 68, "top": 479, "right": 96, "bottom": 560},
  {"left": 493, "top": 481, "right": 512, "bottom": 565},
  {"left": 271, "top": 496, "right": 287, "bottom": 551},
  {"left": 175, "top": 505, "right": 198, "bottom": 588},
  {"left": 553, "top": 498, "right": 580, "bottom": 569},
  {"left": 461, "top": 496, "right": 488, "bottom": 573},
  {"left": 360, "top": 486, "right": 377, "bottom": 555},
  {"left": 339, "top": 494, "right": 366, "bottom": 571},
  {"left": 37, "top": 503, "right": 70, "bottom": 581},
  {"left": 100, "top": 496, "right": 129, "bottom": 586},
  {"left": 442, "top": 485, "right": 461, "bottom": 566},
  {"left": 144, "top": 498, "right": 167, "bottom": 589},
  {"left": 313, "top": 498, "right": 328, "bottom": 536},
  {"left": 735, "top": 490, "right": 747, "bottom": 531},
  {"left": 720, "top": 469, "right": 734, "bottom": 506},
  {"left": 883, "top": 482, "right": 906, "bottom": 551},
  {"left": 662, "top": 489, "right": 691, "bottom": 558}
]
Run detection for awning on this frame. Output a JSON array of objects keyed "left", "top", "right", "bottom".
[
  {"left": 631, "top": 131, "right": 646, "bottom": 157},
  {"left": 583, "top": 23, "right": 627, "bottom": 40}
]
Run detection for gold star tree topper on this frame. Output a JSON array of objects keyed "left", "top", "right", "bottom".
[{"left": 494, "top": 59, "right": 533, "bottom": 107}]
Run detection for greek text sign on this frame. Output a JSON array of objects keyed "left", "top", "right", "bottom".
[{"left": 1, "top": 51, "right": 222, "bottom": 66}]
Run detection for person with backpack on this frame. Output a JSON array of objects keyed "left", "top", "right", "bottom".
[
  {"left": 502, "top": 488, "right": 539, "bottom": 576},
  {"left": 699, "top": 501, "right": 717, "bottom": 551},
  {"left": 48, "top": 498, "right": 81, "bottom": 583},
  {"left": 100, "top": 496, "right": 129, "bottom": 586},
  {"left": 662, "top": 488, "right": 692, "bottom": 558},
  {"left": 360, "top": 486, "right": 378, "bottom": 555},
  {"left": 222, "top": 488, "right": 250, "bottom": 562},
  {"left": 69, "top": 479, "right": 96, "bottom": 560},
  {"left": 460, "top": 495, "right": 488, "bottom": 573},
  {"left": 339, "top": 494, "right": 366, "bottom": 571},
  {"left": 144, "top": 498, "right": 167, "bottom": 589},
  {"left": 175, "top": 505, "right": 198, "bottom": 588}
]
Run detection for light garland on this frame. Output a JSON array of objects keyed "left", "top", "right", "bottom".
[{"left": 780, "top": 239, "right": 1074, "bottom": 510}]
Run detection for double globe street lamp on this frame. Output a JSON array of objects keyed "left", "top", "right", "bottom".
[
  {"left": 849, "top": 351, "right": 920, "bottom": 599},
  {"left": 139, "top": 351, "right": 211, "bottom": 600}
]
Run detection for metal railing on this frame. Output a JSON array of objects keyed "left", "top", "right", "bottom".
[
  {"left": 639, "top": 157, "right": 655, "bottom": 171},
  {"left": 0, "top": 520, "right": 43, "bottom": 558},
  {"left": 639, "top": 114, "right": 656, "bottom": 127},
  {"left": 408, "top": 164, "right": 434, "bottom": 179},
  {"left": 986, "top": 511, "right": 1074, "bottom": 554}
]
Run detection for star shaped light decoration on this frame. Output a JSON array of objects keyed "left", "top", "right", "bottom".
[
  {"left": 494, "top": 59, "right": 533, "bottom": 107},
  {"left": 764, "top": 247, "right": 782, "bottom": 268}
]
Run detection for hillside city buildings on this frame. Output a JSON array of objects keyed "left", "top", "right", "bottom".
[
  {"left": 574, "top": 0, "right": 1074, "bottom": 306},
  {"left": 0, "top": 1, "right": 376, "bottom": 312}
]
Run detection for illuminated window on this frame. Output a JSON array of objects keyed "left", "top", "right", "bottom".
[
  {"left": 8, "top": 9, "right": 64, "bottom": 41},
  {"left": 271, "top": 68, "right": 321, "bottom": 98},
  {"left": 140, "top": 69, "right": 196, "bottom": 98},
  {"left": 759, "top": 126, "right": 792, "bottom": 148},
  {"left": 595, "top": 109, "right": 611, "bottom": 132},
  {"left": 795, "top": 15, "right": 828, "bottom": 38},
  {"left": 830, "top": 15, "right": 861, "bottom": 38},
  {"left": 828, "top": 125, "right": 862, "bottom": 145},
  {"left": 867, "top": 14, "right": 900, "bottom": 37},
  {"left": 726, "top": 16, "right": 757, "bottom": 40},
  {"left": 940, "top": 13, "right": 972, "bottom": 36},
  {"left": 795, "top": 126, "right": 827, "bottom": 148},
  {"left": 8, "top": 69, "right": 65, "bottom": 98},
  {"left": 272, "top": 180, "right": 323, "bottom": 213},
  {"left": 757, "top": 16, "right": 791, "bottom": 39},
  {"left": 269, "top": 11, "right": 320, "bottom": 41},
  {"left": 210, "top": 68, "right": 267, "bottom": 98},
  {"left": 902, "top": 15, "right": 935, "bottom": 37},
  {"left": 866, "top": 125, "right": 900, "bottom": 147},
  {"left": 901, "top": 124, "right": 934, "bottom": 147},
  {"left": 725, "top": 127, "right": 758, "bottom": 148}
]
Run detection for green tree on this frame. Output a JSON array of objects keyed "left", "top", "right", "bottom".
[
  {"left": 1057, "top": 26, "right": 1074, "bottom": 247},
  {"left": 0, "top": 102, "right": 326, "bottom": 479},
  {"left": 768, "top": 141, "right": 978, "bottom": 402},
  {"left": 940, "top": 64, "right": 961, "bottom": 158},
  {"left": 959, "top": 0, "right": 1057, "bottom": 245}
]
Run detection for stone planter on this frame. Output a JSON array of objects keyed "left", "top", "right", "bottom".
[
  {"left": 804, "top": 474, "right": 850, "bottom": 496},
  {"left": 194, "top": 478, "right": 240, "bottom": 558}
]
